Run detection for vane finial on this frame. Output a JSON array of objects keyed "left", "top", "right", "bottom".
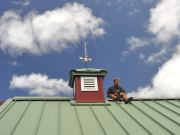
[{"left": 79, "top": 42, "right": 92, "bottom": 68}]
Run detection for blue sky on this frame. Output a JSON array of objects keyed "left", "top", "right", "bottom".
[{"left": 1, "top": 0, "right": 180, "bottom": 100}]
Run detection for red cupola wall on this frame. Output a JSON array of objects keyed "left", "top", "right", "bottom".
[{"left": 69, "top": 68, "right": 107, "bottom": 103}]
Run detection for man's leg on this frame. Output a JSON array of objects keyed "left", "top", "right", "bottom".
[
  {"left": 109, "top": 94, "right": 122, "bottom": 101},
  {"left": 120, "top": 92, "right": 133, "bottom": 103},
  {"left": 120, "top": 92, "right": 128, "bottom": 100},
  {"left": 109, "top": 94, "right": 118, "bottom": 101}
]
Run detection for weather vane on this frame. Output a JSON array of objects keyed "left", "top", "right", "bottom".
[{"left": 79, "top": 42, "right": 92, "bottom": 68}]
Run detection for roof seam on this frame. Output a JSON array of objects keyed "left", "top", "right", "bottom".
[
  {"left": 104, "top": 106, "right": 129, "bottom": 135},
  {"left": 165, "top": 100, "right": 180, "bottom": 108},
  {"left": 116, "top": 103, "right": 152, "bottom": 135},
  {"left": 155, "top": 101, "right": 180, "bottom": 116},
  {"left": 10, "top": 101, "right": 31, "bottom": 135},
  {"left": 89, "top": 106, "right": 107, "bottom": 135},
  {"left": 58, "top": 100, "right": 61, "bottom": 135},
  {"left": 0, "top": 99, "right": 13, "bottom": 116},
  {"left": 140, "top": 101, "right": 174, "bottom": 134},
  {"left": 132, "top": 102, "right": 174, "bottom": 134},
  {"left": 74, "top": 106, "right": 84, "bottom": 135},
  {"left": 0, "top": 101, "right": 16, "bottom": 120},
  {"left": 33, "top": 101, "right": 46, "bottom": 135},
  {"left": 154, "top": 101, "right": 180, "bottom": 117},
  {"left": 148, "top": 101, "right": 180, "bottom": 126},
  {"left": 1, "top": 99, "right": 180, "bottom": 135}
]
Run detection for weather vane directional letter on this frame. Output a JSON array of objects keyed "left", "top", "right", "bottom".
[{"left": 79, "top": 42, "right": 92, "bottom": 68}]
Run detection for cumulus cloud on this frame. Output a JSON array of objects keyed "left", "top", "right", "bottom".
[
  {"left": 148, "top": 0, "right": 180, "bottom": 43},
  {"left": 120, "top": 51, "right": 129, "bottom": 61},
  {"left": 127, "top": 36, "right": 150, "bottom": 51},
  {"left": 142, "top": 0, "right": 155, "bottom": 4},
  {"left": 8, "top": 60, "right": 21, "bottom": 66},
  {"left": 146, "top": 48, "right": 168, "bottom": 64},
  {"left": 139, "top": 53, "right": 146, "bottom": 61},
  {"left": 10, "top": 73, "right": 72, "bottom": 96},
  {"left": 0, "top": 3, "right": 105, "bottom": 56},
  {"left": 126, "top": 0, "right": 180, "bottom": 64},
  {"left": 11, "top": 0, "right": 30, "bottom": 7},
  {"left": 138, "top": 48, "right": 168, "bottom": 64},
  {"left": 128, "top": 0, "right": 180, "bottom": 98},
  {"left": 127, "top": 8, "right": 140, "bottom": 16},
  {"left": 129, "top": 45, "right": 180, "bottom": 98}
]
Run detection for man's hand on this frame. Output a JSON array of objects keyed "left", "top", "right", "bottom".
[{"left": 110, "top": 94, "right": 117, "bottom": 99}]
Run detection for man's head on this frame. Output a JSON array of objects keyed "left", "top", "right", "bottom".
[{"left": 113, "top": 77, "right": 120, "bottom": 86}]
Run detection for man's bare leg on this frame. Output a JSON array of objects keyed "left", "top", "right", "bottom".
[
  {"left": 120, "top": 93, "right": 133, "bottom": 103},
  {"left": 120, "top": 93, "right": 128, "bottom": 100}
]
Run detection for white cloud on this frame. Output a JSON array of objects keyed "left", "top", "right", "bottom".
[
  {"left": 120, "top": 51, "right": 129, "bottom": 61},
  {"left": 148, "top": 0, "right": 180, "bottom": 43},
  {"left": 11, "top": 0, "right": 30, "bottom": 7},
  {"left": 129, "top": 45, "right": 180, "bottom": 98},
  {"left": 142, "top": 0, "right": 155, "bottom": 4},
  {"left": 146, "top": 47, "right": 168, "bottom": 64},
  {"left": 127, "top": 8, "right": 140, "bottom": 16},
  {"left": 12, "top": 61, "right": 18, "bottom": 66},
  {"left": 105, "top": 1, "right": 112, "bottom": 7},
  {"left": 0, "top": 3, "right": 105, "bottom": 56},
  {"left": 138, "top": 48, "right": 168, "bottom": 64},
  {"left": 125, "top": 0, "right": 180, "bottom": 98},
  {"left": 9, "top": 60, "right": 20, "bottom": 66},
  {"left": 126, "top": 0, "right": 180, "bottom": 64},
  {"left": 10, "top": 73, "right": 72, "bottom": 96},
  {"left": 127, "top": 36, "right": 150, "bottom": 51},
  {"left": 139, "top": 53, "right": 146, "bottom": 61}
]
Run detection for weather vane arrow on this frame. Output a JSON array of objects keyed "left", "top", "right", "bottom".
[{"left": 79, "top": 42, "right": 92, "bottom": 68}]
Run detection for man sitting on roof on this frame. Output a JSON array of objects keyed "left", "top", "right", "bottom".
[{"left": 107, "top": 78, "right": 133, "bottom": 104}]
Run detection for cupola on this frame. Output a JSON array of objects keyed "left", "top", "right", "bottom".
[
  {"left": 68, "top": 42, "right": 107, "bottom": 103},
  {"left": 69, "top": 68, "right": 107, "bottom": 103}
]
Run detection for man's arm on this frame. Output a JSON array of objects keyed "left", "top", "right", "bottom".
[
  {"left": 120, "top": 86, "right": 126, "bottom": 93},
  {"left": 107, "top": 87, "right": 117, "bottom": 99},
  {"left": 109, "top": 94, "right": 117, "bottom": 99}
]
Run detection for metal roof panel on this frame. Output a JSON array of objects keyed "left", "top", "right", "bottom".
[{"left": 0, "top": 97, "right": 180, "bottom": 135}]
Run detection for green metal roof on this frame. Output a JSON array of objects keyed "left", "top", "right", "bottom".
[{"left": 0, "top": 97, "right": 180, "bottom": 135}]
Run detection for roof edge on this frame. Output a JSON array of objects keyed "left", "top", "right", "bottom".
[
  {"left": 70, "top": 100, "right": 111, "bottom": 106},
  {"left": 0, "top": 98, "right": 13, "bottom": 115},
  {"left": 108, "top": 98, "right": 180, "bottom": 101},
  {"left": 133, "top": 98, "right": 180, "bottom": 101},
  {"left": 5, "top": 97, "right": 180, "bottom": 102},
  {"left": 13, "top": 96, "right": 73, "bottom": 101}
]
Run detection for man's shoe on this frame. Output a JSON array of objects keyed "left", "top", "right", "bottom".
[
  {"left": 117, "top": 97, "right": 122, "bottom": 102},
  {"left": 124, "top": 97, "right": 133, "bottom": 104},
  {"left": 128, "top": 97, "right": 133, "bottom": 102},
  {"left": 113, "top": 98, "right": 119, "bottom": 101},
  {"left": 124, "top": 100, "right": 129, "bottom": 104}
]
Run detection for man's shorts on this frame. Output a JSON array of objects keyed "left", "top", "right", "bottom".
[{"left": 108, "top": 94, "right": 123, "bottom": 99}]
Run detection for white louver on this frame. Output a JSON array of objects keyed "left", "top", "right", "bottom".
[{"left": 81, "top": 77, "right": 98, "bottom": 91}]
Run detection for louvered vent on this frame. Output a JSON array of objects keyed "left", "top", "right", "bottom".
[{"left": 81, "top": 77, "right": 98, "bottom": 91}]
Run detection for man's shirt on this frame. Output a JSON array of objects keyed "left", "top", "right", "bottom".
[{"left": 107, "top": 85, "right": 126, "bottom": 98}]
